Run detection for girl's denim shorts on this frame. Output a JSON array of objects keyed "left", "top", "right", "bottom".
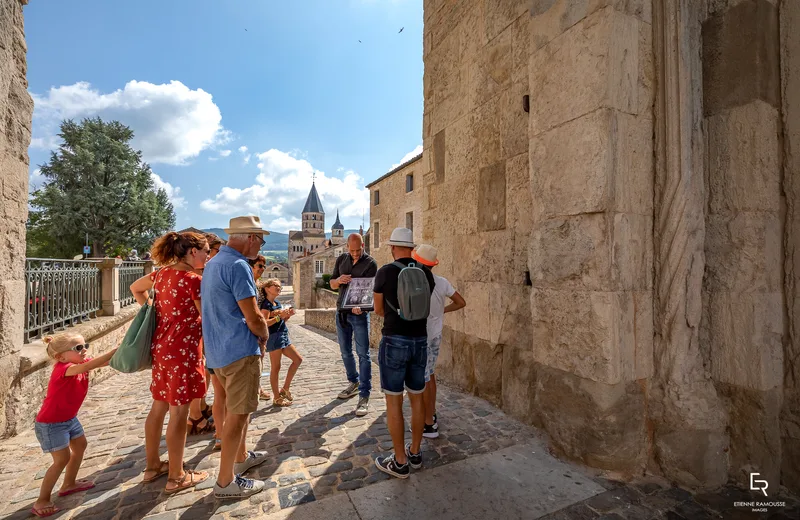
[{"left": 34, "top": 417, "right": 84, "bottom": 453}]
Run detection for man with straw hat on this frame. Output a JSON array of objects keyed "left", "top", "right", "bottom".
[
  {"left": 411, "top": 244, "right": 466, "bottom": 438},
  {"left": 202, "top": 216, "right": 271, "bottom": 499}
]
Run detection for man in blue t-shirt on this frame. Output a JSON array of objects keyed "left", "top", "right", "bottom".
[{"left": 201, "top": 216, "right": 270, "bottom": 500}]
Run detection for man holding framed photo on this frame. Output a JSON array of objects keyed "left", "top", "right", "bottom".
[{"left": 330, "top": 233, "right": 378, "bottom": 416}]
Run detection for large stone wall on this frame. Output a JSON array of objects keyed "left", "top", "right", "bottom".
[
  {"left": 0, "top": 0, "right": 33, "bottom": 438},
  {"left": 367, "top": 157, "right": 425, "bottom": 268},
  {"left": 420, "top": 0, "right": 798, "bottom": 492}
]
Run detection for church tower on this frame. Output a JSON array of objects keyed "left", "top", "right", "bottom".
[
  {"left": 331, "top": 210, "right": 345, "bottom": 245},
  {"left": 299, "top": 181, "right": 327, "bottom": 254}
]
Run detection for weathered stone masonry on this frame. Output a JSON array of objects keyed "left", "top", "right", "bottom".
[
  {"left": 421, "top": 0, "right": 799, "bottom": 492},
  {"left": 0, "top": 0, "right": 33, "bottom": 438}
]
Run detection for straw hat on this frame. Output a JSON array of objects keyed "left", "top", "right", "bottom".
[
  {"left": 387, "top": 227, "right": 415, "bottom": 248},
  {"left": 224, "top": 216, "right": 270, "bottom": 235},
  {"left": 412, "top": 244, "right": 439, "bottom": 267}
]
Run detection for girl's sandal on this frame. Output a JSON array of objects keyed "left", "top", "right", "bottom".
[
  {"left": 259, "top": 388, "right": 272, "bottom": 401},
  {"left": 212, "top": 437, "right": 222, "bottom": 451},
  {"left": 142, "top": 460, "right": 170, "bottom": 483},
  {"left": 280, "top": 389, "right": 294, "bottom": 402},
  {"left": 31, "top": 505, "right": 60, "bottom": 518},
  {"left": 273, "top": 395, "right": 291, "bottom": 407},
  {"left": 164, "top": 470, "right": 209, "bottom": 495}
]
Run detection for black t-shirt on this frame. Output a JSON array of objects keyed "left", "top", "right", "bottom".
[
  {"left": 373, "top": 258, "right": 435, "bottom": 337},
  {"left": 331, "top": 252, "right": 378, "bottom": 312}
]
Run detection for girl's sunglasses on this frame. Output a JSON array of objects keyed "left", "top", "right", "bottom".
[{"left": 70, "top": 343, "right": 90, "bottom": 352}]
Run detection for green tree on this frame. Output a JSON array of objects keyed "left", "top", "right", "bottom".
[{"left": 27, "top": 118, "right": 176, "bottom": 258}]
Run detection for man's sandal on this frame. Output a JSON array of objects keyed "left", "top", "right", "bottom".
[
  {"left": 187, "top": 415, "right": 215, "bottom": 436},
  {"left": 142, "top": 460, "right": 170, "bottom": 483},
  {"left": 164, "top": 469, "right": 209, "bottom": 495}
]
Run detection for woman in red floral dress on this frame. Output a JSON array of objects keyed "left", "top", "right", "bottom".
[{"left": 130, "top": 231, "right": 211, "bottom": 494}]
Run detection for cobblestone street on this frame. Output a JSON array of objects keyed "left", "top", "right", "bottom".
[{"left": 1, "top": 322, "right": 797, "bottom": 519}]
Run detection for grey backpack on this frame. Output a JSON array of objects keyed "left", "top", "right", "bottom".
[{"left": 386, "top": 261, "right": 430, "bottom": 321}]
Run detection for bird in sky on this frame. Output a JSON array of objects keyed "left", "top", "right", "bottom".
[
  {"left": 358, "top": 40, "right": 362, "bottom": 43},
  {"left": 398, "top": 27, "right": 404, "bottom": 33}
]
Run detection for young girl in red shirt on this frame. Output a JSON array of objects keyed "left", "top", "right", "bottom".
[{"left": 31, "top": 333, "right": 117, "bottom": 518}]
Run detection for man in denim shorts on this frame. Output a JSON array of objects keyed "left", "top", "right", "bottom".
[{"left": 372, "top": 228, "right": 435, "bottom": 478}]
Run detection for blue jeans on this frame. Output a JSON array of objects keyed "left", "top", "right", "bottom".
[
  {"left": 379, "top": 335, "right": 427, "bottom": 395},
  {"left": 336, "top": 312, "right": 371, "bottom": 398}
]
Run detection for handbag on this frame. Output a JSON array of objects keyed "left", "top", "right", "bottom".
[{"left": 110, "top": 270, "right": 161, "bottom": 373}]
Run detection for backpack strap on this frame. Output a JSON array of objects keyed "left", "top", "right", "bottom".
[
  {"left": 385, "top": 262, "right": 407, "bottom": 317},
  {"left": 391, "top": 261, "right": 407, "bottom": 270}
]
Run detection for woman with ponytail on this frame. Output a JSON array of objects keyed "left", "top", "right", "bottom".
[{"left": 129, "top": 231, "right": 211, "bottom": 494}]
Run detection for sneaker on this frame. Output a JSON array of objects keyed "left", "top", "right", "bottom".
[
  {"left": 423, "top": 421, "right": 439, "bottom": 439},
  {"left": 233, "top": 450, "right": 268, "bottom": 475},
  {"left": 214, "top": 475, "right": 265, "bottom": 499},
  {"left": 375, "top": 453, "right": 410, "bottom": 479},
  {"left": 355, "top": 397, "right": 369, "bottom": 416},
  {"left": 338, "top": 382, "right": 359, "bottom": 399},
  {"left": 405, "top": 443, "right": 423, "bottom": 469}
]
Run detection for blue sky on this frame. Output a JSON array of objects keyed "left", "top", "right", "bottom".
[{"left": 25, "top": 0, "right": 423, "bottom": 232}]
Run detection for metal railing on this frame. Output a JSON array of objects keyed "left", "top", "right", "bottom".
[
  {"left": 24, "top": 258, "right": 102, "bottom": 342},
  {"left": 119, "top": 261, "right": 146, "bottom": 308}
]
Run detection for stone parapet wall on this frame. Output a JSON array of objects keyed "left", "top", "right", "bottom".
[
  {"left": 314, "top": 288, "right": 339, "bottom": 309},
  {"left": 0, "top": 0, "right": 34, "bottom": 438},
  {"left": 303, "top": 309, "right": 337, "bottom": 334},
  {"left": 6, "top": 305, "right": 139, "bottom": 436}
]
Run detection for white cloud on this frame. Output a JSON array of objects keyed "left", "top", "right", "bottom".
[
  {"left": 29, "top": 168, "right": 44, "bottom": 192},
  {"left": 243, "top": 154, "right": 251, "bottom": 165},
  {"left": 151, "top": 173, "right": 187, "bottom": 209},
  {"left": 219, "top": 149, "right": 232, "bottom": 157},
  {"left": 392, "top": 144, "right": 423, "bottom": 169},
  {"left": 200, "top": 149, "right": 369, "bottom": 233},
  {"left": 31, "top": 80, "right": 228, "bottom": 165},
  {"left": 208, "top": 157, "right": 219, "bottom": 162},
  {"left": 238, "top": 146, "right": 248, "bottom": 153}
]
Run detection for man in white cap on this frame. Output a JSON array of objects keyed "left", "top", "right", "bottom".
[
  {"left": 202, "top": 216, "right": 271, "bottom": 499},
  {"left": 411, "top": 244, "right": 466, "bottom": 438},
  {"left": 372, "top": 228, "right": 435, "bottom": 478}
]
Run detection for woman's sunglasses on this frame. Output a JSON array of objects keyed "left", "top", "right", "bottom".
[{"left": 70, "top": 343, "right": 90, "bottom": 352}]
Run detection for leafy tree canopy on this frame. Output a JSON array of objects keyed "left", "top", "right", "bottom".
[{"left": 27, "top": 118, "right": 175, "bottom": 258}]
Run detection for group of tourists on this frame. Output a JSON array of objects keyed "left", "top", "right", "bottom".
[{"left": 29, "top": 215, "right": 465, "bottom": 516}]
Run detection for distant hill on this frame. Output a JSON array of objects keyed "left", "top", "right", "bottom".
[{"left": 202, "top": 228, "right": 360, "bottom": 251}]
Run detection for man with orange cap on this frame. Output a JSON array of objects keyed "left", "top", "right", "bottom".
[{"left": 411, "top": 244, "right": 466, "bottom": 438}]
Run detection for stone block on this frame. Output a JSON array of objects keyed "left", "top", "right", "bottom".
[
  {"left": 437, "top": 326, "right": 454, "bottom": 376},
  {"left": 530, "top": 213, "right": 611, "bottom": 291},
  {"left": 469, "top": 27, "right": 512, "bottom": 110},
  {"left": 459, "top": 281, "right": 492, "bottom": 342},
  {"left": 448, "top": 328, "right": 476, "bottom": 392},
  {"left": 433, "top": 64, "right": 468, "bottom": 133},
  {"left": 491, "top": 284, "right": 533, "bottom": 350},
  {"left": 655, "top": 431, "right": 729, "bottom": 490},
  {"left": 533, "top": 363, "right": 647, "bottom": 473},
  {"left": 718, "top": 383, "right": 781, "bottom": 489},
  {"left": 530, "top": 7, "right": 638, "bottom": 134},
  {"left": 530, "top": 109, "right": 611, "bottom": 217},
  {"left": 705, "top": 212, "right": 782, "bottom": 293},
  {"left": 473, "top": 93, "right": 503, "bottom": 169},
  {"left": 459, "top": 2, "right": 488, "bottom": 68},
  {"left": 531, "top": 288, "right": 646, "bottom": 385},
  {"left": 443, "top": 112, "right": 475, "bottom": 182},
  {"left": 0, "top": 280, "right": 24, "bottom": 358},
  {"left": 472, "top": 336, "right": 503, "bottom": 405},
  {"left": 433, "top": 128, "right": 446, "bottom": 182},
  {"left": 452, "top": 229, "right": 517, "bottom": 285},
  {"left": 501, "top": 344, "right": 541, "bottom": 427},
  {"left": 781, "top": 390, "right": 800, "bottom": 494},
  {"left": 637, "top": 18, "right": 654, "bottom": 117},
  {"left": 501, "top": 66, "right": 529, "bottom": 159},
  {"left": 708, "top": 291, "right": 783, "bottom": 391},
  {"left": 477, "top": 161, "right": 506, "bottom": 231},
  {"left": 611, "top": 212, "right": 652, "bottom": 292},
  {"left": 706, "top": 101, "right": 782, "bottom": 213},
  {"left": 510, "top": 10, "right": 530, "bottom": 71},
  {"left": 613, "top": 112, "right": 653, "bottom": 215},
  {"left": 429, "top": 0, "right": 468, "bottom": 50},
  {"left": 702, "top": 0, "right": 780, "bottom": 115},
  {"left": 484, "top": 0, "right": 528, "bottom": 42},
  {"left": 505, "top": 153, "right": 532, "bottom": 236}
]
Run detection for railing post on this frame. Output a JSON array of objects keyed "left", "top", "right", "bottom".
[
  {"left": 100, "top": 258, "right": 123, "bottom": 316},
  {"left": 143, "top": 260, "right": 155, "bottom": 276}
]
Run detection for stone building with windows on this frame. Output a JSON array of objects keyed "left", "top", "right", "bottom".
[
  {"left": 292, "top": 243, "right": 345, "bottom": 309},
  {"left": 263, "top": 262, "right": 290, "bottom": 287},
  {"left": 366, "top": 153, "right": 424, "bottom": 267}
]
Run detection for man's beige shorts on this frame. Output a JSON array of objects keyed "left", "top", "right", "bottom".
[{"left": 214, "top": 355, "right": 260, "bottom": 415}]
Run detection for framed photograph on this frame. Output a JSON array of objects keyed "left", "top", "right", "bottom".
[{"left": 341, "top": 277, "right": 375, "bottom": 309}]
